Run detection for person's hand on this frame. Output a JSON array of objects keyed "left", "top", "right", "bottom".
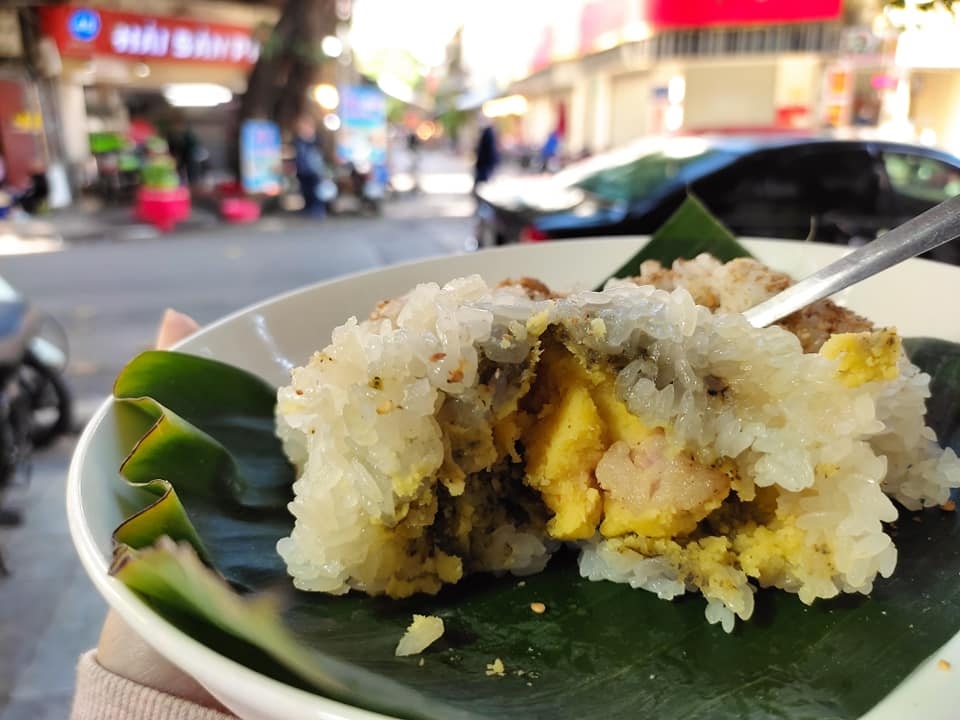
[
  {"left": 95, "top": 308, "right": 228, "bottom": 711},
  {"left": 153, "top": 308, "right": 200, "bottom": 350},
  {"left": 96, "top": 610, "right": 227, "bottom": 710}
]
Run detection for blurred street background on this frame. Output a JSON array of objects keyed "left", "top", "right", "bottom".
[
  {"left": 2, "top": 0, "right": 960, "bottom": 717},
  {"left": 0, "top": 144, "right": 475, "bottom": 720}
]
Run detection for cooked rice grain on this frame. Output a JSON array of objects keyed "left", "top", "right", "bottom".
[{"left": 275, "top": 270, "right": 959, "bottom": 629}]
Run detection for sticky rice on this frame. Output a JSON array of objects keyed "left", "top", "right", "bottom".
[{"left": 274, "top": 255, "right": 960, "bottom": 631}]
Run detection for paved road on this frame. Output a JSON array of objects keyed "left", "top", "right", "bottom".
[
  {"left": 11, "top": 211, "right": 472, "bottom": 403},
  {"left": 0, "top": 154, "right": 476, "bottom": 719}
]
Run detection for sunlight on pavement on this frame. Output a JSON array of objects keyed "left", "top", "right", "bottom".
[
  {"left": 0, "top": 233, "right": 64, "bottom": 256},
  {"left": 392, "top": 172, "right": 474, "bottom": 195},
  {"left": 420, "top": 173, "right": 474, "bottom": 194},
  {"left": 385, "top": 199, "right": 476, "bottom": 220}
]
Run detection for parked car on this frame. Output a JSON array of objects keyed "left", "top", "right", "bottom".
[{"left": 474, "top": 134, "right": 960, "bottom": 264}]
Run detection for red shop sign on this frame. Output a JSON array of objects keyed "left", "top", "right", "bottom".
[
  {"left": 39, "top": 5, "right": 260, "bottom": 66},
  {"left": 578, "top": 0, "right": 841, "bottom": 51},
  {"left": 644, "top": 0, "right": 841, "bottom": 28}
]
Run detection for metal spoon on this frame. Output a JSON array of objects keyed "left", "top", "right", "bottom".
[{"left": 743, "top": 194, "right": 960, "bottom": 328}]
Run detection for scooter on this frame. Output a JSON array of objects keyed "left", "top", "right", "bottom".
[
  {"left": 0, "top": 276, "right": 73, "bottom": 574},
  {"left": 21, "top": 322, "right": 72, "bottom": 450},
  {"left": 330, "top": 161, "right": 385, "bottom": 215},
  {"left": 353, "top": 161, "right": 385, "bottom": 215},
  {"left": 0, "top": 276, "right": 72, "bottom": 490}
]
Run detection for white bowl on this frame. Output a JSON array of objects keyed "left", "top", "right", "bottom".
[{"left": 67, "top": 238, "right": 960, "bottom": 719}]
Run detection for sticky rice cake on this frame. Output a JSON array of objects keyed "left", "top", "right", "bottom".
[{"left": 274, "top": 255, "right": 960, "bottom": 631}]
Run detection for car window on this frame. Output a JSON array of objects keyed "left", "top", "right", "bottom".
[
  {"left": 792, "top": 147, "right": 881, "bottom": 212},
  {"left": 881, "top": 152, "right": 960, "bottom": 203},
  {"left": 572, "top": 148, "right": 727, "bottom": 203},
  {"left": 692, "top": 145, "right": 881, "bottom": 240},
  {"left": 691, "top": 152, "right": 811, "bottom": 238}
]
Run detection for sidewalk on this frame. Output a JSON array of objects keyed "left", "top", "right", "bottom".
[
  {"left": 0, "top": 199, "right": 221, "bottom": 247},
  {"left": 1, "top": 148, "right": 478, "bottom": 248},
  {"left": 35, "top": 198, "right": 220, "bottom": 243}
]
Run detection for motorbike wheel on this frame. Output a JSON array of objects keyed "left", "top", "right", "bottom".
[
  {"left": 22, "top": 352, "right": 73, "bottom": 450},
  {"left": 0, "top": 379, "right": 32, "bottom": 487},
  {"left": 0, "top": 400, "right": 20, "bottom": 486}
]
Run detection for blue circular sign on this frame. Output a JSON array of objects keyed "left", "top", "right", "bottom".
[{"left": 68, "top": 9, "right": 101, "bottom": 42}]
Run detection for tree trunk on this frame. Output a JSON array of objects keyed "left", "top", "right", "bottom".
[{"left": 235, "top": 0, "right": 338, "bottom": 169}]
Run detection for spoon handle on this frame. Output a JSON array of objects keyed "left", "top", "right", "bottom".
[{"left": 744, "top": 194, "right": 960, "bottom": 328}]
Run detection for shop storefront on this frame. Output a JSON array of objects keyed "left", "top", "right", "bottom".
[
  {"left": 608, "top": 4, "right": 841, "bottom": 147},
  {"left": 499, "top": 0, "right": 844, "bottom": 157},
  {"left": 38, "top": 3, "right": 275, "bottom": 196},
  {"left": 894, "top": 25, "right": 960, "bottom": 157}
]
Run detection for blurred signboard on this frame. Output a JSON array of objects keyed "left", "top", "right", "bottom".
[
  {"left": 639, "top": 0, "right": 841, "bottom": 28},
  {"left": 336, "top": 85, "right": 388, "bottom": 181},
  {"left": 821, "top": 64, "right": 852, "bottom": 127},
  {"left": 534, "top": 0, "right": 845, "bottom": 68},
  {"left": 240, "top": 120, "right": 282, "bottom": 195},
  {"left": 39, "top": 6, "right": 259, "bottom": 66}
]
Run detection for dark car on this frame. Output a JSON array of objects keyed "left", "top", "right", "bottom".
[{"left": 474, "top": 134, "right": 960, "bottom": 264}]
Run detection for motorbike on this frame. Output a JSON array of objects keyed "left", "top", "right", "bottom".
[
  {"left": 0, "top": 276, "right": 72, "bottom": 492},
  {"left": 330, "top": 161, "right": 385, "bottom": 215},
  {"left": 353, "top": 161, "right": 386, "bottom": 214}
]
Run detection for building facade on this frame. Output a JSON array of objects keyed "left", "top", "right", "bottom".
[
  {"left": 34, "top": 0, "right": 279, "bottom": 193},
  {"left": 891, "top": 5, "right": 960, "bottom": 156},
  {"left": 462, "top": 0, "right": 953, "bottom": 159}
]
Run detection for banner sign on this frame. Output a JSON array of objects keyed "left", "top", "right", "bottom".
[
  {"left": 643, "top": 0, "right": 841, "bottom": 28},
  {"left": 336, "top": 85, "right": 388, "bottom": 181},
  {"left": 240, "top": 120, "right": 282, "bottom": 195},
  {"left": 40, "top": 5, "right": 260, "bottom": 66}
]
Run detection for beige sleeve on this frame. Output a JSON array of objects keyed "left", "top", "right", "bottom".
[{"left": 70, "top": 651, "right": 237, "bottom": 720}]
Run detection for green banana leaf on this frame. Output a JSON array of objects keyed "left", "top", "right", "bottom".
[
  {"left": 903, "top": 338, "right": 960, "bottom": 452},
  {"left": 106, "top": 239, "right": 960, "bottom": 720},
  {"left": 597, "top": 194, "right": 750, "bottom": 288}
]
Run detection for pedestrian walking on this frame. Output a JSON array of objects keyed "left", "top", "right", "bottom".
[
  {"left": 473, "top": 124, "right": 499, "bottom": 194},
  {"left": 293, "top": 115, "right": 327, "bottom": 218}
]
